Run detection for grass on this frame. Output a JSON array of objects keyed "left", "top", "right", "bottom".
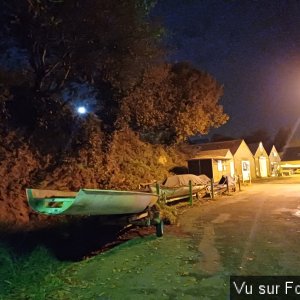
[
  {"left": 66, "top": 235, "right": 228, "bottom": 299},
  {"left": 0, "top": 234, "right": 228, "bottom": 300},
  {"left": 0, "top": 244, "right": 69, "bottom": 300}
]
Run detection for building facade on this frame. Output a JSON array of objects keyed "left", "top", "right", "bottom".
[
  {"left": 187, "top": 139, "right": 255, "bottom": 182},
  {"left": 248, "top": 142, "right": 270, "bottom": 177},
  {"left": 187, "top": 149, "right": 233, "bottom": 182},
  {"left": 268, "top": 145, "right": 281, "bottom": 176}
]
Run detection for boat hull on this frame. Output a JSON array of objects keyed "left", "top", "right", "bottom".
[
  {"left": 150, "top": 185, "right": 206, "bottom": 200},
  {"left": 27, "top": 188, "right": 158, "bottom": 216}
]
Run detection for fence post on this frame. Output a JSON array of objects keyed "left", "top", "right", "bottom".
[
  {"left": 189, "top": 180, "right": 193, "bottom": 205},
  {"left": 226, "top": 176, "right": 229, "bottom": 193},
  {"left": 237, "top": 175, "right": 241, "bottom": 191},
  {"left": 210, "top": 178, "right": 214, "bottom": 199},
  {"left": 156, "top": 183, "right": 160, "bottom": 195}
]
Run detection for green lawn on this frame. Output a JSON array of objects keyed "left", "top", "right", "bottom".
[{"left": 0, "top": 234, "right": 228, "bottom": 300}]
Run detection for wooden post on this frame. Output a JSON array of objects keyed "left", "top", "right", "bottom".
[
  {"left": 156, "top": 183, "right": 160, "bottom": 195},
  {"left": 226, "top": 176, "right": 229, "bottom": 193},
  {"left": 189, "top": 180, "right": 193, "bottom": 205},
  {"left": 237, "top": 175, "right": 241, "bottom": 191},
  {"left": 210, "top": 178, "right": 214, "bottom": 199}
]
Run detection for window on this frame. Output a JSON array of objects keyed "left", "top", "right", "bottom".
[
  {"left": 243, "top": 161, "right": 249, "bottom": 171},
  {"left": 217, "top": 160, "right": 223, "bottom": 171}
]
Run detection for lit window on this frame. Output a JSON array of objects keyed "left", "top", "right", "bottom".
[{"left": 217, "top": 160, "right": 223, "bottom": 171}]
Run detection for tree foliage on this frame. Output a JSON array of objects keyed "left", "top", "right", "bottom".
[
  {"left": 0, "top": 0, "right": 164, "bottom": 148},
  {"left": 0, "top": 1, "right": 232, "bottom": 227},
  {"left": 119, "top": 62, "right": 228, "bottom": 144},
  {"left": 0, "top": 1, "right": 228, "bottom": 146},
  {"left": 1, "top": 0, "right": 162, "bottom": 93}
]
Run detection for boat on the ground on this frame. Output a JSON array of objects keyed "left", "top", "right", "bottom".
[
  {"left": 141, "top": 174, "right": 210, "bottom": 202},
  {"left": 26, "top": 188, "right": 164, "bottom": 236},
  {"left": 26, "top": 188, "right": 158, "bottom": 216}
]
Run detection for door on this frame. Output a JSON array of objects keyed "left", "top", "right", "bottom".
[
  {"left": 241, "top": 160, "right": 250, "bottom": 181},
  {"left": 230, "top": 161, "right": 235, "bottom": 177},
  {"left": 259, "top": 156, "right": 268, "bottom": 177}
]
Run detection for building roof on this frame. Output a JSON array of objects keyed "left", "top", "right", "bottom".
[
  {"left": 188, "top": 149, "right": 233, "bottom": 160},
  {"left": 268, "top": 145, "right": 280, "bottom": 157},
  {"left": 281, "top": 146, "right": 300, "bottom": 161},
  {"left": 192, "top": 139, "right": 244, "bottom": 155}
]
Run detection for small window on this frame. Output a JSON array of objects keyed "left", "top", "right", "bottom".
[
  {"left": 243, "top": 161, "right": 249, "bottom": 171},
  {"left": 217, "top": 160, "right": 223, "bottom": 171}
]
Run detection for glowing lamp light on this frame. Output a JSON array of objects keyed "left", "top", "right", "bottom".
[{"left": 77, "top": 106, "right": 87, "bottom": 115}]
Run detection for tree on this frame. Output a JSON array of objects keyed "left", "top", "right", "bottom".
[
  {"left": 0, "top": 0, "right": 164, "bottom": 143},
  {"left": 1, "top": 0, "right": 162, "bottom": 93},
  {"left": 119, "top": 62, "right": 228, "bottom": 144}
]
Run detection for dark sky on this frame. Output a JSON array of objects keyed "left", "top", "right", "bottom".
[{"left": 153, "top": 0, "right": 300, "bottom": 139}]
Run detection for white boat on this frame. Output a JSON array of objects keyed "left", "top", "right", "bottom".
[{"left": 26, "top": 188, "right": 158, "bottom": 216}]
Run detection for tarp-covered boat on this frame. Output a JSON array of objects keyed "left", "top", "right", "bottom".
[
  {"left": 145, "top": 174, "right": 210, "bottom": 202},
  {"left": 26, "top": 188, "right": 158, "bottom": 216}
]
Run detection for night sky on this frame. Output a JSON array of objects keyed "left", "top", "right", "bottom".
[{"left": 153, "top": 0, "right": 300, "bottom": 139}]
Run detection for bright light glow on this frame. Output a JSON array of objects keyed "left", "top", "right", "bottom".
[{"left": 77, "top": 106, "right": 87, "bottom": 114}]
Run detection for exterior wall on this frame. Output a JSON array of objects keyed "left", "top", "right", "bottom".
[
  {"left": 233, "top": 141, "right": 256, "bottom": 181},
  {"left": 253, "top": 156, "right": 269, "bottom": 177},
  {"left": 269, "top": 146, "right": 281, "bottom": 176},
  {"left": 253, "top": 146, "right": 270, "bottom": 177},
  {"left": 188, "top": 158, "right": 233, "bottom": 182},
  {"left": 211, "top": 159, "right": 234, "bottom": 182}
]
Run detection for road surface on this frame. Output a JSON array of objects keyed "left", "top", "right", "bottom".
[{"left": 180, "top": 177, "right": 300, "bottom": 278}]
